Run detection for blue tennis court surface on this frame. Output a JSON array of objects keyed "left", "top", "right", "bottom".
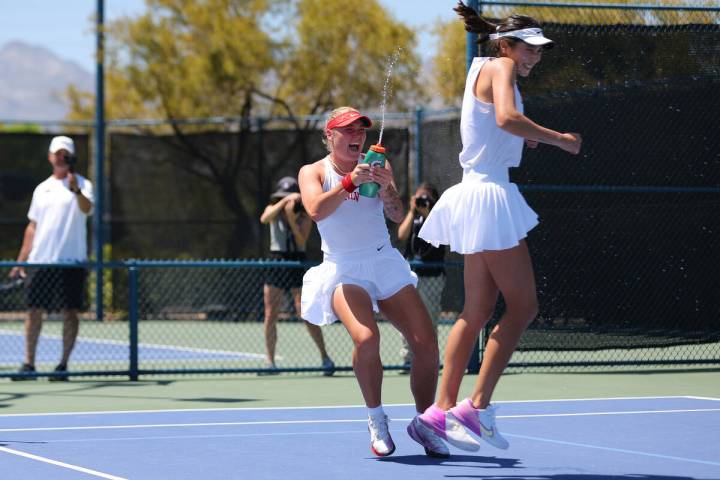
[
  {"left": 1, "top": 396, "right": 718, "bottom": 479},
  {"left": 0, "top": 329, "right": 263, "bottom": 365}
]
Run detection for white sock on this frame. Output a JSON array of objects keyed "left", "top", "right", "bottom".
[{"left": 367, "top": 405, "right": 385, "bottom": 418}]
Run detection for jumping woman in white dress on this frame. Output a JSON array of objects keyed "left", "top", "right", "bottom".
[
  {"left": 418, "top": 2, "right": 582, "bottom": 452},
  {"left": 299, "top": 107, "right": 449, "bottom": 458}
]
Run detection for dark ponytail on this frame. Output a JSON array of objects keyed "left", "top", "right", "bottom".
[
  {"left": 454, "top": 1, "right": 498, "bottom": 43},
  {"left": 454, "top": 1, "right": 542, "bottom": 53}
]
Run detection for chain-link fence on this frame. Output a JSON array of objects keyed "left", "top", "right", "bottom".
[
  {"left": 1, "top": 2, "right": 718, "bottom": 377},
  {"left": 0, "top": 261, "right": 459, "bottom": 379},
  {"left": 1, "top": 258, "right": 717, "bottom": 380}
]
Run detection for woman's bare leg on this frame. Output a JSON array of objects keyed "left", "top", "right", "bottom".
[
  {"left": 436, "top": 254, "right": 498, "bottom": 410},
  {"left": 262, "top": 284, "right": 283, "bottom": 364},
  {"left": 333, "top": 284, "right": 382, "bottom": 407},
  {"left": 378, "top": 285, "right": 439, "bottom": 412},
  {"left": 471, "top": 240, "right": 538, "bottom": 409}
]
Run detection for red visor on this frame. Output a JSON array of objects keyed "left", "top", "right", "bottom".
[{"left": 326, "top": 109, "right": 372, "bottom": 130}]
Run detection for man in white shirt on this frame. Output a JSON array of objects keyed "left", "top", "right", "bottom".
[{"left": 9, "top": 136, "right": 94, "bottom": 381}]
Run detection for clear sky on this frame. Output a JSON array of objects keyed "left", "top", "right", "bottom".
[{"left": 0, "top": 0, "right": 457, "bottom": 72}]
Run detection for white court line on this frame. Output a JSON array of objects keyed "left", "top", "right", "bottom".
[
  {"left": 3, "top": 407, "right": 719, "bottom": 433},
  {"left": 685, "top": 395, "right": 720, "bottom": 401},
  {"left": 494, "top": 395, "right": 704, "bottom": 403},
  {"left": 504, "top": 432, "right": 720, "bottom": 467},
  {"left": 500, "top": 407, "right": 720, "bottom": 419},
  {"left": 8, "top": 420, "right": 720, "bottom": 469},
  {"left": 32, "top": 430, "right": 368, "bottom": 444},
  {"left": 0, "top": 395, "right": 704, "bottom": 417},
  {"left": 0, "top": 446, "right": 127, "bottom": 480},
  {"left": 0, "top": 418, "right": 371, "bottom": 433}
]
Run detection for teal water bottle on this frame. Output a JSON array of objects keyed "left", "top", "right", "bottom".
[{"left": 359, "top": 144, "right": 386, "bottom": 198}]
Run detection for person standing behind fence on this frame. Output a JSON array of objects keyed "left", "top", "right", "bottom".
[
  {"left": 9, "top": 136, "right": 94, "bottom": 381},
  {"left": 299, "top": 106, "right": 449, "bottom": 458},
  {"left": 259, "top": 177, "right": 335, "bottom": 376},
  {"left": 397, "top": 182, "right": 446, "bottom": 373},
  {"left": 417, "top": 2, "right": 582, "bottom": 451}
]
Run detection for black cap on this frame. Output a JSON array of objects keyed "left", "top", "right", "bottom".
[{"left": 271, "top": 176, "right": 300, "bottom": 199}]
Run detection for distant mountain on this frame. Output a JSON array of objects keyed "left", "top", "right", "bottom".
[{"left": 0, "top": 41, "right": 93, "bottom": 121}]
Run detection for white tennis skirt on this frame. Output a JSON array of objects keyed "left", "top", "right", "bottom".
[
  {"left": 419, "top": 169, "right": 538, "bottom": 254},
  {"left": 301, "top": 243, "right": 418, "bottom": 326}
]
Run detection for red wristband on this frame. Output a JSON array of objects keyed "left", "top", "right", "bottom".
[{"left": 341, "top": 174, "right": 356, "bottom": 193}]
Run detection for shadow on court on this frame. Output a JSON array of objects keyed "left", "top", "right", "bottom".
[
  {"left": 443, "top": 475, "right": 716, "bottom": 480},
  {"left": 0, "top": 380, "right": 259, "bottom": 409},
  {"left": 177, "top": 397, "right": 255, "bottom": 403},
  {"left": 377, "top": 454, "right": 522, "bottom": 468},
  {"left": 568, "top": 368, "right": 720, "bottom": 376},
  {"left": 0, "top": 391, "right": 26, "bottom": 409},
  {"left": 0, "top": 440, "right": 47, "bottom": 446}
]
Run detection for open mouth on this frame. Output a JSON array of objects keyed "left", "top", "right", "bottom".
[{"left": 349, "top": 143, "right": 360, "bottom": 153}]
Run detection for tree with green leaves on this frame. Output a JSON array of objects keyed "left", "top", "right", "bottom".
[
  {"left": 68, "top": 0, "right": 424, "bottom": 257},
  {"left": 430, "top": 18, "right": 467, "bottom": 106}
]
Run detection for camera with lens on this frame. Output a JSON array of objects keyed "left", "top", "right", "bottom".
[
  {"left": 65, "top": 155, "right": 78, "bottom": 172},
  {"left": 415, "top": 194, "right": 431, "bottom": 209}
]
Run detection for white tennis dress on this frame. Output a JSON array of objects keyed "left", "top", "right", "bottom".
[
  {"left": 419, "top": 57, "right": 538, "bottom": 254},
  {"left": 301, "top": 157, "right": 417, "bottom": 326}
]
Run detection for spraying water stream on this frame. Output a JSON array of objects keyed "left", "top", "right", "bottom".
[{"left": 377, "top": 47, "right": 403, "bottom": 146}]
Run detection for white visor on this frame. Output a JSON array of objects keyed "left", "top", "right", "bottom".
[{"left": 489, "top": 28, "right": 554, "bottom": 47}]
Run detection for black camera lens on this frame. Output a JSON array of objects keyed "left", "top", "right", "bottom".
[{"left": 416, "top": 195, "right": 430, "bottom": 208}]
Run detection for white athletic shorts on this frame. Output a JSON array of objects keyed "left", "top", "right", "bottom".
[{"left": 301, "top": 242, "right": 418, "bottom": 326}]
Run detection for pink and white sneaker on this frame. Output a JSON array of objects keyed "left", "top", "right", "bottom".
[
  {"left": 449, "top": 399, "right": 510, "bottom": 450},
  {"left": 417, "top": 404, "right": 480, "bottom": 452},
  {"left": 407, "top": 416, "right": 450, "bottom": 458}
]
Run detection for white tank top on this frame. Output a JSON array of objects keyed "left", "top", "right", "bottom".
[
  {"left": 316, "top": 156, "right": 390, "bottom": 255},
  {"left": 459, "top": 57, "right": 524, "bottom": 175}
]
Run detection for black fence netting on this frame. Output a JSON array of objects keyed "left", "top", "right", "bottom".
[
  {"left": 109, "top": 126, "right": 409, "bottom": 260},
  {"left": 421, "top": 20, "right": 720, "bottom": 354}
]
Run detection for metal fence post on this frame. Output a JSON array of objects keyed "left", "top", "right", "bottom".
[
  {"left": 94, "top": 0, "right": 106, "bottom": 322},
  {"left": 128, "top": 264, "right": 139, "bottom": 381},
  {"left": 465, "top": 0, "right": 482, "bottom": 374},
  {"left": 414, "top": 106, "right": 424, "bottom": 189}
]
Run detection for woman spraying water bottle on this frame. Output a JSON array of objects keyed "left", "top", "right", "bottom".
[{"left": 298, "top": 107, "right": 448, "bottom": 458}]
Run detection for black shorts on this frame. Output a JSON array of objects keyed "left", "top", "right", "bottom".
[
  {"left": 264, "top": 252, "right": 306, "bottom": 290},
  {"left": 27, "top": 267, "right": 87, "bottom": 311}
]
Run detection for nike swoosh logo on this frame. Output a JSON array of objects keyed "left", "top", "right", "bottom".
[
  {"left": 478, "top": 422, "right": 495, "bottom": 437},
  {"left": 376, "top": 245, "right": 384, "bottom": 251}
]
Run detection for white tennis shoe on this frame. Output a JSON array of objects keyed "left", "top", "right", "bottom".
[{"left": 368, "top": 414, "right": 395, "bottom": 456}]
